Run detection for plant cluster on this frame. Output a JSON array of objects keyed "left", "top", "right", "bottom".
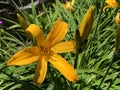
[{"left": 0, "top": 0, "right": 120, "bottom": 90}]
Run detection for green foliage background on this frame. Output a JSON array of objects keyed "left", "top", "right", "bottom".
[{"left": 0, "top": 0, "right": 120, "bottom": 90}]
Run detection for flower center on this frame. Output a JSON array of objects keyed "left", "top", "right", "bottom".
[{"left": 40, "top": 46, "right": 53, "bottom": 57}]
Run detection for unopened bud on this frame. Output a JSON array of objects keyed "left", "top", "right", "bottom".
[
  {"left": 79, "top": 6, "right": 94, "bottom": 42},
  {"left": 115, "top": 10, "right": 120, "bottom": 54},
  {"left": 74, "top": 6, "right": 94, "bottom": 54},
  {"left": 17, "top": 13, "right": 29, "bottom": 30}
]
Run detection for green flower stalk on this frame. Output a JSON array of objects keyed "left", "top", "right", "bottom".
[{"left": 98, "top": 9, "right": 120, "bottom": 89}]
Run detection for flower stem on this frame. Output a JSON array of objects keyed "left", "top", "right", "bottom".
[
  {"left": 98, "top": 53, "right": 118, "bottom": 89},
  {"left": 74, "top": 54, "right": 78, "bottom": 69},
  {"left": 106, "top": 71, "right": 120, "bottom": 90}
]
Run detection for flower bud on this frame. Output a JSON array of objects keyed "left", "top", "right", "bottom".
[
  {"left": 79, "top": 6, "right": 94, "bottom": 42},
  {"left": 75, "top": 6, "right": 94, "bottom": 54},
  {"left": 17, "top": 13, "right": 29, "bottom": 29},
  {"left": 115, "top": 10, "right": 120, "bottom": 54}
]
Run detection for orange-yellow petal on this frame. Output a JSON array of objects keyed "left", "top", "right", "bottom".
[
  {"left": 17, "top": 13, "right": 29, "bottom": 29},
  {"left": 33, "top": 56, "right": 47, "bottom": 85},
  {"left": 46, "top": 19, "right": 68, "bottom": 47},
  {"left": 79, "top": 6, "right": 94, "bottom": 42},
  {"left": 103, "top": 0, "right": 118, "bottom": 12},
  {"left": 26, "top": 24, "right": 44, "bottom": 47},
  {"left": 51, "top": 40, "right": 75, "bottom": 53},
  {"left": 62, "top": 0, "right": 74, "bottom": 10},
  {"left": 105, "top": 0, "right": 118, "bottom": 7},
  {"left": 7, "top": 46, "right": 40, "bottom": 66},
  {"left": 48, "top": 53, "right": 78, "bottom": 82}
]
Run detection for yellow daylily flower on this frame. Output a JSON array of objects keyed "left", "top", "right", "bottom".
[
  {"left": 7, "top": 19, "right": 78, "bottom": 85},
  {"left": 62, "top": 0, "right": 74, "bottom": 10},
  {"left": 103, "top": 0, "right": 118, "bottom": 12},
  {"left": 75, "top": 6, "right": 94, "bottom": 54}
]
